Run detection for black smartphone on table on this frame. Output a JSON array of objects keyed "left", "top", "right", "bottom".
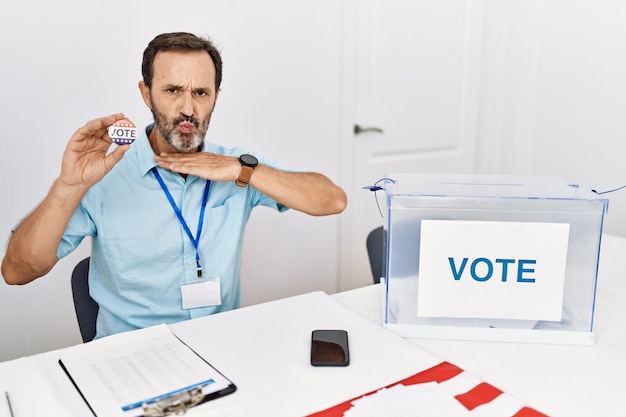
[{"left": 310, "top": 329, "right": 350, "bottom": 367}]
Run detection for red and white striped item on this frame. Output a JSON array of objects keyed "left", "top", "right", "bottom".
[{"left": 308, "top": 362, "right": 548, "bottom": 417}]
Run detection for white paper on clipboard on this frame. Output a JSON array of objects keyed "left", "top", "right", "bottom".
[{"left": 59, "top": 324, "right": 236, "bottom": 416}]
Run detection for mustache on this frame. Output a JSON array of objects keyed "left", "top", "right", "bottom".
[{"left": 173, "top": 115, "right": 200, "bottom": 127}]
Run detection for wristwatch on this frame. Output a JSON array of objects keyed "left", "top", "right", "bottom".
[{"left": 236, "top": 154, "right": 258, "bottom": 187}]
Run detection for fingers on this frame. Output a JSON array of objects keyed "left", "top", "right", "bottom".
[
  {"left": 153, "top": 154, "right": 196, "bottom": 174},
  {"left": 106, "top": 145, "right": 131, "bottom": 167},
  {"left": 86, "top": 113, "right": 125, "bottom": 131},
  {"left": 154, "top": 153, "right": 227, "bottom": 170},
  {"left": 61, "top": 114, "right": 129, "bottom": 186},
  {"left": 154, "top": 153, "right": 239, "bottom": 181},
  {"left": 74, "top": 113, "right": 125, "bottom": 142}
]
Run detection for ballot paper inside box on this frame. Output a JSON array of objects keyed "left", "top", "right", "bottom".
[{"left": 381, "top": 173, "right": 608, "bottom": 345}]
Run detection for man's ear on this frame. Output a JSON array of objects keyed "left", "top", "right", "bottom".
[
  {"left": 214, "top": 87, "right": 221, "bottom": 104},
  {"left": 138, "top": 81, "right": 151, "bottom": 109},
  {"left": 211, "top": 87, "right": 221, "bottom": 110}
]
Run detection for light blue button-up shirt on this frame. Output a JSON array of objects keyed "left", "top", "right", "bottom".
[{"left": 58, "top": 125, "right": 287, "bottom": 338}]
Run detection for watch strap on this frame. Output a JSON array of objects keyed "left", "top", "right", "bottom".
[{"left": 236, "top": 165, "right": 254, "bottom": 187}]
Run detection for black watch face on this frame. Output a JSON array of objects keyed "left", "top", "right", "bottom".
[{"left": 240, "top": 154, "right": 258, "bottom": 167}]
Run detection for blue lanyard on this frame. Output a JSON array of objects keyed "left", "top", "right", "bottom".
[{"left": 151, "top": 167, "right": 211, "bottom": 277}]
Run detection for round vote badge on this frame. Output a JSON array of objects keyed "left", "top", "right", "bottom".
[{"left": 108, "top": 118, "right": 137, "bottom": 145}]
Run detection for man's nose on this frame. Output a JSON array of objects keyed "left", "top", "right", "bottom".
[{"left": 180, "top": 91, "right": 194, "bottom": 116}]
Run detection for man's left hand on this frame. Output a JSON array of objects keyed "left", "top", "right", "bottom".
[{"left": 154, "top": 152, "right": 240, "bottom": 182}]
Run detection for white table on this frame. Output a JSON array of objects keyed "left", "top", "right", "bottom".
[
  {"left": 0, "top": 291, "right": 445, "bottom": 417},
  {"left": 334, "top": 233, "right": 626, "bottom": 417},
  {"left": 1, "top": 234, "right": 624, "bottom": 417}
]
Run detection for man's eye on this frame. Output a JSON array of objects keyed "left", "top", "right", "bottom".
[
  {"left": 166, "top": 88, "right": 179, "bottom": 94},
  {"left": 195, "top": 90, "right": 207, "bottom": 97}
]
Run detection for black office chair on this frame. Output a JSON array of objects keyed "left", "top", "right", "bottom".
[
  {"left": 366, "top": 226, "right": 387, "bottom": 284},
  {"left": 71, "top": 257, "right": 99, "bottom": 343}
]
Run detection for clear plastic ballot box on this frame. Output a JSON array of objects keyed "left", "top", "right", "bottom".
[{"left": 379, "top": 173, "right": 608, "bottom": 345}]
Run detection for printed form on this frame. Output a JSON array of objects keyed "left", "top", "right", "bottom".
[{"left": 59, "top": 324, "right": 235, "bottom": 416}]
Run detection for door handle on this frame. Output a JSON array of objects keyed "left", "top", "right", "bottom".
[{"left": 354, "top": 124, "right": 384, "bottom": 135}]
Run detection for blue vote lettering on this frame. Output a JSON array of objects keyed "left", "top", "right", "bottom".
[{"left": 448, "top": 257, "right": 536, "bottom": 283}]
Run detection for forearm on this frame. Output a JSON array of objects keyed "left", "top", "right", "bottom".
[
  {"left": 2, "top": 179, "right": 88, "bottom": 285},
  {"left": 249, "top": 165, "right": 347, "bottom": 216},
  {"left": 152, "top": 152, "right": 347, "bottom": 215}
]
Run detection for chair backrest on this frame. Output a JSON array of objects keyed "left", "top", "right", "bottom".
[
  {"left": 366, "top": 226, "right": 387, "bottom": 284},
  {"left": 71, "top": 257, "right": 99, "bottom": 342}
]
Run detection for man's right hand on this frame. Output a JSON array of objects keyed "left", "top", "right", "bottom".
[
  {"left": 1, "top": 113, "right": 132, "bottom": 285},
  {"left": 58, "top": 113, "right": 131, "bottom": 190}
]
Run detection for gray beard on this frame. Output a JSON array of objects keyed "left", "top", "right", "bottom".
[
  {"left": 161, "top": 129, "right": 205, "bottom": 153},
  {"left": 149, "top": 96, "right": 211, "bottom": 153}
]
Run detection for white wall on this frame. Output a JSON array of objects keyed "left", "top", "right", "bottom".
[
  {"left": 476, "top": 0, "right": 626, "bottom": 236},
  {"left": 2, "top": 0, "right": 626, "bottom": 362},
  {"left": 0, "top": 0, "right": 344, "bottom": 361}
]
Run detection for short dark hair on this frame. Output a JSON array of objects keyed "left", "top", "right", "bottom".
[{"left": 142, "top": 32, "right": 223, "bottom": 90}]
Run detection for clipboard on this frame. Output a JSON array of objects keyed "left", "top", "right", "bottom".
[{"left": 58, "top": 324, "right": 236, "bottom": 416}]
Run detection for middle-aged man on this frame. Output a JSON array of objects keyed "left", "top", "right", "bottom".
[{"left": 1, "top": 32, "right": 347, "bottom": 339}]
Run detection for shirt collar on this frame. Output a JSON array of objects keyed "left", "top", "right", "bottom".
[{"left": 137, "top": 123, "right": 159, "bottom": 177}]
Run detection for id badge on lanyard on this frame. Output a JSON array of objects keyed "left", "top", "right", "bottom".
[{"left": 181, "top": 277, "right": 222, "bottom": 309}]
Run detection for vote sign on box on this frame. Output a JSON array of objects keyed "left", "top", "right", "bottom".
[{"left": 417, "top": 220, "right": 570, "bottom": 322}]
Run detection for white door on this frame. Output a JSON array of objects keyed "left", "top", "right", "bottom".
[{"left": 339, "top": 0, "right": 486, "bottom": 290}]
